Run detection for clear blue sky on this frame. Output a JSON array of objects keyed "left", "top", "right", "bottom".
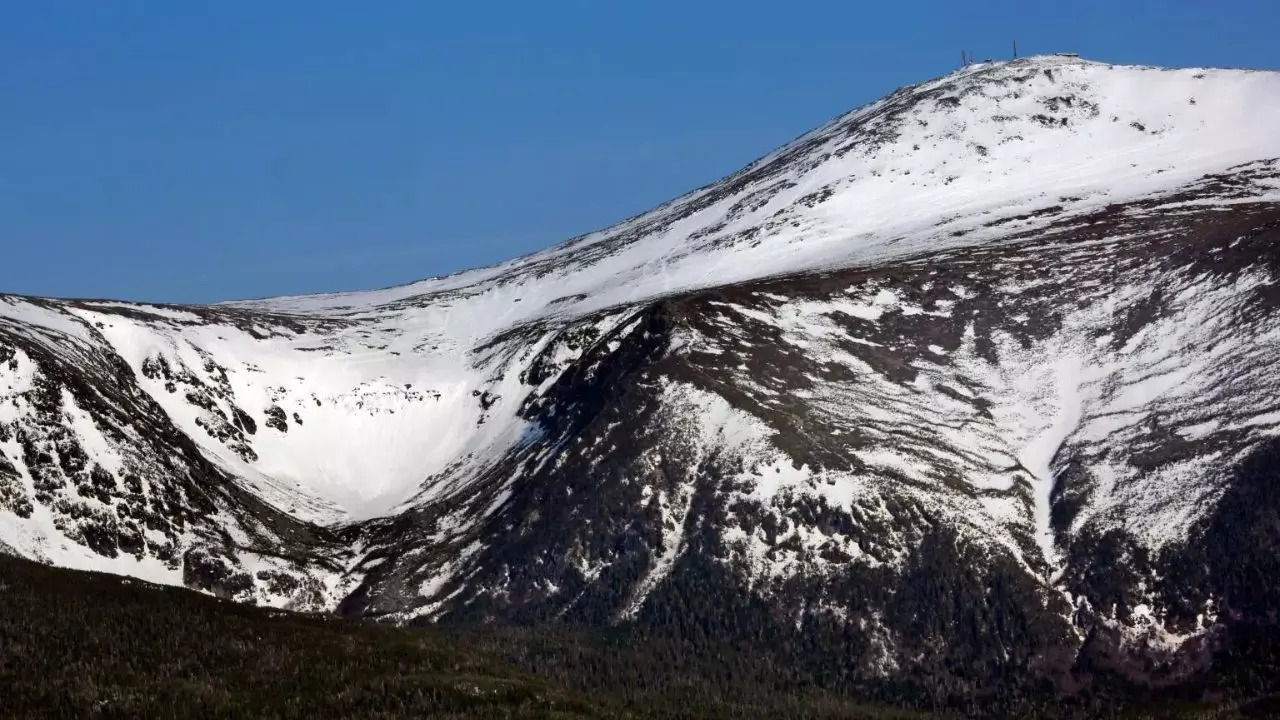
[{"left": 2, "top": 1, "right": 1276, "bottom": 303}]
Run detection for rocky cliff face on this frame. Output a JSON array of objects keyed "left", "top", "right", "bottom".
[{"left": 3, "top": 55, "right": 1280, "bottom": 698}]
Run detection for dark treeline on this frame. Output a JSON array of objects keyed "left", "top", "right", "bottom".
[
  {"left": 2, "top": 548, "right": 1278, "bottom": 718},
  {"left": 0, "top": 553, "right": 921, "bottom": 719}
]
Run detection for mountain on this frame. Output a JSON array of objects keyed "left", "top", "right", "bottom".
[{"left": 3, "top": 55, "right": 1280, "bottom": 708}]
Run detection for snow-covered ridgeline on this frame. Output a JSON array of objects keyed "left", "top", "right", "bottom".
[{"left": 233, "top": 58, "right": 1280, "bottom": 337}]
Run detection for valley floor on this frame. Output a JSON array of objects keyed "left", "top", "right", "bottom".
[
  {"left": 2, "top": 554, "right": 1273, "bottom": 719},
  {"left": 0, "top": 553, "right": 924, "bottom": 719}
]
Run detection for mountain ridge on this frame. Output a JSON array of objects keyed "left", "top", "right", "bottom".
[
  {"left": 223, "top": 56, "right": 1280, "bottom": 319},
  {"left": 3, "top": 54, "right": 1280, "bottom": 706}
]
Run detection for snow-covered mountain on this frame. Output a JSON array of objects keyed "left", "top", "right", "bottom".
[{"left": 3, "top": 55, "right": 1280, "bottom": 692}]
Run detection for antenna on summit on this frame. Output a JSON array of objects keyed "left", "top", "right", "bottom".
[{"left": 1013, "top": 40, "right": 1018, "bottom": 59}]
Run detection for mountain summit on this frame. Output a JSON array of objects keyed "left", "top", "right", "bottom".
[
  {"left": 3, "top": 56, "right": 1280, "bottom": 700},
  {"left": 242, "top": 54, "right": 1280, "bottom": 322}
]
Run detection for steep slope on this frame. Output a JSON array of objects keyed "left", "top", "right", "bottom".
[
  {"left": 2, "top": 55, "right": 1280, "bottom": 701},
  {"left": 0, "top": 301, "right": 356, "bottom": 607}
]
